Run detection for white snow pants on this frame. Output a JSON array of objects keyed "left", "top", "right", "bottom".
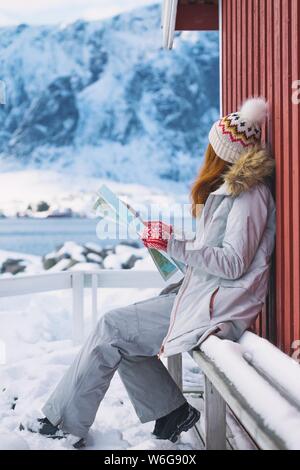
[{"left": 42, "top": 292, "right": 186, "bottom": 439}]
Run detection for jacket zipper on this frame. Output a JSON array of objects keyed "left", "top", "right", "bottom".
[
  {"left": 158, "top": 198, "right": 218, "bottom": 357},
  {"left": 209, "top": 287, "right": 220, "bottom": 319},
  {"left": 158, "top": 267, "right": 193, "bottom": 357}
]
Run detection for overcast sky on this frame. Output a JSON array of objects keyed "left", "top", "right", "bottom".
[{"left": 0, "top": 0, "right": 157, "bottom": 26}]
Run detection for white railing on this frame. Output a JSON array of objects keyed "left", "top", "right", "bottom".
[{"left": 0, "top": 270, "right": 167, "bottom": 344}]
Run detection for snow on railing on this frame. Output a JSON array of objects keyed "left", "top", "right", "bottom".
[
  {"left": 0, "top": 270, "right": 166, "bottom": 345},
  {"left": 197, "top": 334, "right": 300, "bottom": 450}
]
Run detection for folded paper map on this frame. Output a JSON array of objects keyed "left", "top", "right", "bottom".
[{"left": 93, "top": 185, "right": 185, "bottom": 281}]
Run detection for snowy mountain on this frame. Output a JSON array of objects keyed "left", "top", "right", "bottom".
[{"left": 0, "top": 4, "right": 219, "bottom": 186}]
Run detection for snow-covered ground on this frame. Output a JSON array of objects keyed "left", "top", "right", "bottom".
[{"left": 0, "top": 254, "right": 203, "bottom": 450}]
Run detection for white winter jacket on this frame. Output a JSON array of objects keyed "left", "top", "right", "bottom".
[{"left": 161, "top": 148, "right": 276, "bottom": 357}]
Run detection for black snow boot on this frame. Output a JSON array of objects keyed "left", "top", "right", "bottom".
[
  {"left": 152, "top": 402, "right": 200, "bottom": 443},
  {"left": 19, "top": 417, "right": 86, "bottom": 449}
]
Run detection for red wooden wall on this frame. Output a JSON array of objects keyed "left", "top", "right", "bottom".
[
  {"left": 221, "top": 0, "right": 300, "bottom": 354},
  {"left": 176, "top": 1, "right": 219, "bottom": 31}
]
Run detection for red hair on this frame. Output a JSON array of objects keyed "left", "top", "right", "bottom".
[{"left": 191, "top": 144, "right": 233, "bottom": 217}]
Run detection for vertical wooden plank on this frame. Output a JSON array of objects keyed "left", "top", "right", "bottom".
[
  {"left": 253, "top": 0, "right": 260, "bottom": 98},
  {"left": 167, "top": 354, "right": 183, "bottom": 390},
  {"left": 219, "top": 0, "right": 223, "bottom": 116},
  {"left": 273, "top": 0, "right": 284, "bottom": 350},
  {"left": 72, "top": 272, "right": 84, "bottom": 345},
  {"left": 281, "top": 0, "right": 293, "bottom": 353},
  {"left": 290, "top": 0, "right": 300, "bottom": 352},
  {"left": 266, "top": 0, "right": 275, "bottom": 142},
  {"left": 221, "top": 0, "right": 227, "bottom": 114},
  {"left": 231, "top": 0, "right": 237, "bottom": 110},
  {"left": 247, "top": 0, "right": 254, "bottom": 97},
  {"left": 264, "top": 0, "right": 270, "bottom": 141},
  {"left": 225, "top": 0, "right": 232, "bottom": 113},
  {"left": 254, "top": 315, "right": 260, "bottom": 334},
  {"left": 257, "top": 0, "right": 268, "bottom": 340},
  {"left": 241, "top": 0, "right": 248, "bottom": 103},
  {"left": 204, "top": 376, "right": 226, "bottom": 450},
  {"left": 236, "top": 0, "right": 243, "bottom": 106},
  {"left": 259, "top": 0, "right": 267, "bottom": 141},
  {"left": 265, "top": 0, "right": 277, "bottom": 344}
]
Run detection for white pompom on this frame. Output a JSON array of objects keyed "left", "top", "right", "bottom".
[{"left": 239, "top": 97, "right": 268, "bottom": 125}]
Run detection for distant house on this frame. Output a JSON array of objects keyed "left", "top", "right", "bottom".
[{"left": 162, "top": 0, "right": 300, "bottom": 356}]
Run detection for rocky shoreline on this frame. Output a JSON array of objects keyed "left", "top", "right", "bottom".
[{"left": 0, "top": 240, "right": 146, "bottom": 276}]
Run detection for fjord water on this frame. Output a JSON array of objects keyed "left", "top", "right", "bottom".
[{"left": 0, "top": 218, "right": 102, "bottom": 255}]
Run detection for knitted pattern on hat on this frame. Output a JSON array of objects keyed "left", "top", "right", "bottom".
[{"left": 209, "top": 97, "right": 268, "bottom": 163}]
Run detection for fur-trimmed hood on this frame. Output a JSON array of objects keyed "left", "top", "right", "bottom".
[{"left": 222, "top": 147, "right": 275, "bottom": 197}]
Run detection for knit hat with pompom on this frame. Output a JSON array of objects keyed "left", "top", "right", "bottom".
[{"left": 208, "top": 97, "right": 268, "bottom": 163}]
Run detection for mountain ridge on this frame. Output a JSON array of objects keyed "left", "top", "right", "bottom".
[{"left": 0, "top": 4, "right": 219, "bottom": 186}]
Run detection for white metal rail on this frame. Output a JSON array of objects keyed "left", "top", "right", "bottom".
[{"left": 0, "top": 270, "right": 166, "bottom": 344}]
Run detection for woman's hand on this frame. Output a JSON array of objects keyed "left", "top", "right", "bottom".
[{"left": 141, "top": 221, "right": 173, "bottom": 252}]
